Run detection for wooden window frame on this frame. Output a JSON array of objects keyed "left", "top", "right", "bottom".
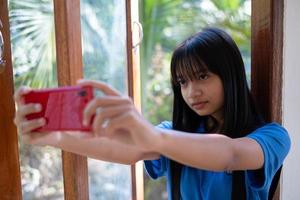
[
  {"left": 0, "top": 0, "right": 22, "bottom": 199},
  {"left": 53, "top": 0, "right": 89, "bottom": 199},
  {"left": 126, "top": 0, "right": 144, "bottom": 199},
  {"left": 251, "top": 0, "right": 284, "bottom": 199},
  {"left": 0, "top": 0, "right": 284, "bottom": 199}
]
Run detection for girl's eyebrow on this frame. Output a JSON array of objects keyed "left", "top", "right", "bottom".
[
  {"left": 175, "top": 67, "right": 209, "bottom": 82},
  {"left": 196, "top": 69, "right": 209, "bottom": 74}
]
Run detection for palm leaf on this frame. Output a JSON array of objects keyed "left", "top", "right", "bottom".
[{"left": 10, "top": 0, "right": 56, "bottom": 88}]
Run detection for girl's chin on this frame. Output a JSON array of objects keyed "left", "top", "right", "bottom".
[{"left": 193, "top": 109, "right": 211, "bottom": 116}]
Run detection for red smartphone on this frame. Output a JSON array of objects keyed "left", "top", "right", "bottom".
[{"left": 23, "top": 86, "right": 94, "bottom": 132}]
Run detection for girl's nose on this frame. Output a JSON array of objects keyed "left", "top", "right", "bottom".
[{"left": 187, "top": 81, "right": 202, "bottom": 98}]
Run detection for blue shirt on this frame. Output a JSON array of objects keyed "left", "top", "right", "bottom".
[{"left": 144, "top": 121, "right": 291, "bottom": 200}]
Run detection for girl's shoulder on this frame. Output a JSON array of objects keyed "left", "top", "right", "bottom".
[
  {"left": 252, "top": 122, "right": 288, "bottom": 135},
  {"left": 247, "top": 122, "right": 291, "bottom": 153}
]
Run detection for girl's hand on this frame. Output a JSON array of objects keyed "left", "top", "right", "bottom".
[
  {"left": 78, "top": 80, "right": 161, "bottom": 152},
  {"left": 13, "top": 86, "right": 62, "bottom": 146},
  {"left": 14, "top": 86, "right": 112, "bottom": 147}
]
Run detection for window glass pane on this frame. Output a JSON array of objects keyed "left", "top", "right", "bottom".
[
  {"left": 139, "top": 0, "right": 251, "bottom": 199},
  {"left": 80, "top": 0, "right": 131, "bottom": 199},
  {"left": 9, "top": 0, "right": 63, "bottom": 199}
]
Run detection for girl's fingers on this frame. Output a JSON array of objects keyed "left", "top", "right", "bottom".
[
  {"left": 14, "top": 86, "right": 31, "bottom": 105},
  {"left": 14, "top": 86, "right": 35, "bottom": 126},
  {"left": 19, "top": 118, "right": 46, "bottom": 134},
  {"left": 77, "top": 79, "right": 121, "bottom": 96},
  {"left": 14, "top": 103, "right": 42, "bottom": 125},
  {"left": 92, "top": 105, "right": 132, "bottom": 136},
  {"left": 83, "top": 96, "right": 132, "bottom": 126},
  {"left": 18, "top": 103, "right": 42, "bottom": 117}
]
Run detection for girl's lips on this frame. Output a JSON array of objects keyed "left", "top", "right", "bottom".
[{"left": 191, "top": 101, "right": 208, "bottom": 110}]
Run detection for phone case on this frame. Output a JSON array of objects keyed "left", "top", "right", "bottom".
[{"left": 23, "top": 86, "right": 94, "bottom": 132}]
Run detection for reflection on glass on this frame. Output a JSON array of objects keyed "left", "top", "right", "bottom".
[
  {"left": 9, "top": 0, "right": 63, "bottom": 199},
  {"left": 80, "top": 0, "right": 131, "bottom": 199}
]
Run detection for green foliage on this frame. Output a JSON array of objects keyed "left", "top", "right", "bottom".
[
  {"left": 211, "top": 0, "right": 246, "bottom": 11},
  {"left": 10, "top": 0, "right": 127, "bottom": 92},
  {"left": 144, "top": 174, "right": 167, "bottom": 200},
  {"left": 143, "top": 45, "right": 173, "bottom": 124},
  {"left": 10, "top": 0, "right": 57, "bottom": 88},
  {"left": 139, "top": 0, "right": 185, "bottom": 119}
]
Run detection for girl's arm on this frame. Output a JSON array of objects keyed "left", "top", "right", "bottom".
[
  {"left": 77, "top": 80, "right": 264, "bottom": 172},
  {"left": 154, "top": 129, "right": 264, "bottom": 171},
  {"left": 20, "top": 128, "right": 160, "bottom": 165},
  {"left": 52, "top": 132, "right": 159, "bottom": 165}
]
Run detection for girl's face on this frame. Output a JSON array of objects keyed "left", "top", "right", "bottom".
[{"left": 179, "top": 71, "right": 224, "bottom": 122}]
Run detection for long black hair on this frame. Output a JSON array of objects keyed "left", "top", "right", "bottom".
[{"left": 170, "top": 28, "right": 265, "bottom": 199}]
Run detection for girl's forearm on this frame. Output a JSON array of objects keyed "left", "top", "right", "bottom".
[
  {"left": 155, "top": 129, "right": 236, "bottom": 171},
  {"left": 53, "top": 133, "right": 146, "bottom": 165}
]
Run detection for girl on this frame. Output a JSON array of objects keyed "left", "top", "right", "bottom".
[{"left": 14, "top": 28, "right": 290, "bottom": 200}]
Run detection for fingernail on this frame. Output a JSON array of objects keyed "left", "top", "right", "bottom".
[
  {"left": 83, "top": 119, "right": 88, "bottom": 126},
  {"left": 35, "top": 104, "right": 42, "bottom": 111},
  {"left": 39, "top": 118, "right": 45, "bottom": 125}
]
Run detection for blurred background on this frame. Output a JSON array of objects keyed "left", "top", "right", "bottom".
[{"left": 8, "top": 0, "right": 250, "bottom": 199}]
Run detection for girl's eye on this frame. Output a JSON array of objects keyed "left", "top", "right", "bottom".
[
  {"left": 198, "top": 74, "right": 209, "bottom": 80},
  {"left": 177, "top": 79, "right": 187, "bottom": 86}
]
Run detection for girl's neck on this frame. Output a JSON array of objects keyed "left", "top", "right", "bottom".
[{"left": 206, "top": 116, "right": 223, "bottom": 133}]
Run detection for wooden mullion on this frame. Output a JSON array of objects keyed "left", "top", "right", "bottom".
[
  {"left": 53, "top": 0, "right": 89, "bottom": 199},
  {"left": 53, "top": 0, "right": 84, "bottom": 85},
  {"left": 125, "top": 0, "right": 136, "bottom": 199},
  {"left": 125, "top": 0, "right": 144, "bottom": 199},
  {"left": 126, "top": 0, "right": 134, "bottom": 98},
  {"left": 251, "top": 0, "right": 284, "bottom": 199},
  {"left": 251, "top": 0, "right": 283, "bottom": 123},
  {"left": 0, "top": 0, "right": 22, "bottom": 199}
]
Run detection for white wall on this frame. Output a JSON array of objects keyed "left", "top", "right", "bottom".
[{"left": 282, "top": 0, "right": 300, "bottom": 199}]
